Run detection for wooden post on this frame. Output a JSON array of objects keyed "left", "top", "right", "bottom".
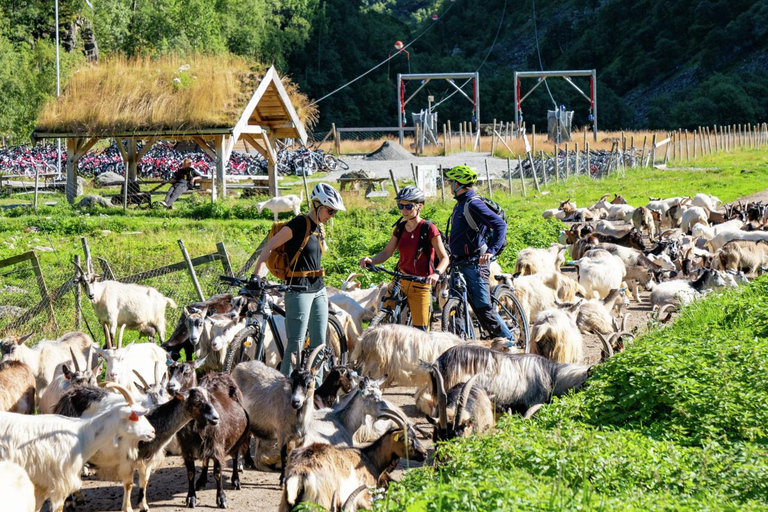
[
  {"left": 564, "top": 143, "right": 570, "bottom": 179},
  {"left": 663, "top": 134, "right": 670, "bottom": 165},
  {"left": 507, "top": 158, "right": 513, "bottom": 197},
  {"left": 443, "top": 123, "right": 448, "bottom": 156},
  {"left": 459, "top": 122, "right": 464, "bottom": 151},
  {"left": 447, "top": 120, "right": 452, "bottom": 154},
  {"left": 574, "top": 143, "right": 579, "bottom": 175},
  {"left": 491, "top": 119, "right": 497, "bottom": 155},
  {"left": 554, "top": 145, "right": 560, "bottom": 182},
  {"left": 516, "top": 156, "right": 527, "bottom": 197},
  {"left": 532, "top": 125, "right": 536, "bottom": 156},
  {"left": 540, "top": 151, "right": 548, "bottom": 186},
  {"left": 693, "top": 129, "right": 697, "bottom": 159},
  {"left": 484, "top": 160, "right": 493, "bottom": 199},
  {"left": 74, "top": 255, "right": 81, "bottom": 329},
  {"left": 583, "top": 125, "right": 587, "bottom": 148},
  {"left": 33, "top": 166, "right": 40, "bottom": 212},
  {"left": 640, "top": 136, "right": 647, "bottom": 167},
  {"left": 649, "top": 134, "right": 657, "bottom": 167},
  {"left": 216, "top": 242, "right": 234, "bottom": 278},
  {"left": 606, "top": 142, "right": 616, "bottom": 174},
  {"left": 585, "top": 143, "right": 590, "bottom": 174},
  {"left": 684, "top": 131, "right": 689, "bottom": 160},
  {"left": 439, "top": 165, "right": 445, "bottom": 203},
  {"left": 66, "top": 138, "right": 78, "bottom": 205},
  {"left": 468, "top": 121, "right": 474, "bottom": 152},
  {"left": 81, "top": 237, "right": 93, "bottom": 273},
  {"left": 30, "top": 251, "right": 57, "bottom": 329},
  {"left": 178, "top": 239, "right": 205, "bottom": 302},
  {"left": 621, "top": 131, "right": 626, "bottom": 155},
  {"left": 527, "top": 151, "right": 540, "bottom": 193},
  {"left": 410, "top": 163, "right": 418, "bottom": 185},
  {"left": 332, "top": 123, "right": 341, "bottom": 156},
  {"left": 389, "top": 169, "right": 399, "bottom": 195},
  {"left": 301, "top": 171, "right": 311, "bottom": 211}
]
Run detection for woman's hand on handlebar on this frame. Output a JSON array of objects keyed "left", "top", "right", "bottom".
[
  {"left": 426, "top": 273, "right": 440, "bottom": 286},
  {"left": 254, "top": 262, "right": 268, "bottom": 278},
  {"left": 359, "top": 257, "right": 373, "bottom": 270}
]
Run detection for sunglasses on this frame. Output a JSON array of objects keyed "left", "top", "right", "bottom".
[
  {"left": 397, "top": 203, "right": 416, "bottom": 211},
  {"left": 325, "top": 207, "right": 337, "bottom": 216}
]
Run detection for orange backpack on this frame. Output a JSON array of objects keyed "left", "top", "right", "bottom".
[{"left": 265, "top": 216, "right": 325, "bottom": 281}]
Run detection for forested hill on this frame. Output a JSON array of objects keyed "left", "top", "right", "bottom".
[{"left": 1, "top": 0, "right": 766, "bottom": 143}]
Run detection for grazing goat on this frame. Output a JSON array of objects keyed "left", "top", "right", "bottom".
[
  {"left": 426, "top": 371, "right": 495, "bottom": 441},
  {"left": 715, "top": 240, "right": 768, "bottom": 276},
  {"left": 39, "top": 346, "right": 99, "bottom": 414},
  {"left": 75, "top": 264, "right": 177, "bottom": 348},
  {"left": 233, "top": 345, "right": 325, "bottom": 479},
  {"left": 0, "top": 383, "right": 154, "bottom": 512},
  {"left": 177, "top": 372, "right": 250, "bottom": 509},
  {"left": 281, "top": 411, "right": 426, "bottom": 512},
  {"left": 0, "top": 360, "right": 35, "bottom": 414},
  {"left": 529, "top": 304, "right": 584, "bottom": 364},
  {"left": 572, "top": 254, "right": 626, "bottom": 300},
  {"left": 0, "top": 461, "right": 35, "bottom": 512},
  {"left": 0, "top": 330, "right": 93, "bottom": 401},
  {"left": 427, "top": 344, "right": 592, "bottom": 416},
  {"left": 257, "top": 193, "right": 303, "bottom": 221},
  {"left": 514, "top": 243, "right": 565, "bottom": 276},
  {"left": 95, "top": 342, "right": 169, "bottom": 399},
  {"left": 649, "top": 269, "right": 727, "bottom": 308}
]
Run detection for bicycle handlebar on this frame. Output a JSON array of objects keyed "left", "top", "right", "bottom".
[
  {"left": 364, "top": 265, "right": 428, "bottom": 284},
  {"left": 219, "top": 275, "right": 308, "bottom": 292}
]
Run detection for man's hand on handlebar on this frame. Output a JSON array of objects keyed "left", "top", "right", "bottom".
[
  {"left": 479, "top": 253, "right": 493, "bottom": 266},
  {"left": 359, "top": 257, "right": 373, "bottom": 270}
]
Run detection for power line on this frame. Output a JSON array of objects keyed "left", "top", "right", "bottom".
[
  {"left": 532, "top": 0, "right": 557, "bottom": 109},
  {"left": 311, "top": 2, "right": 457, "bottom": 106},
  {"left": 476, "top": 0, "right": 508, "bottom": 72}
]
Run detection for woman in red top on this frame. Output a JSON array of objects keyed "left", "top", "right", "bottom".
[{"left": 359, "top": 186, "right": 449, "bottom": 330}]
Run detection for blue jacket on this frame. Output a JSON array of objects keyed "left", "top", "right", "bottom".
[{"left": 447, "top": 189, "right": 507, "bottom": 258}]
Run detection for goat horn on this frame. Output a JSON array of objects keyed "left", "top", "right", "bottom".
[
  {"left": 86, "top": 345, "right": 95, "bottom": 372},
  {"left": 430, "top": 365, "right": 448, "bottom": 430},
  {"left": 69, "top": 347, "right": 81, "bottom": 373},
  {"left": 621, "top": 313, "right": 630, "bottom": 332},
  {"left": 342, "top": 484, "right": 368, "bottom": 512},
  {"left": 343, "top": 272, "right": 363, "bottom": 282},
  {"left": 599, "top": 193, "right": 611, "bottom": 201},
  {"left": 596, "top": 332, "right": 614, "bottom": 361},
  {"left": 303, "top": 344, "right": 326, "bottom": 373},
  {"left": 132, "top": 369, "right": 150, "bottom": 390},
  {"left": 611, "top": 316, "right": 619, "bottom": 333},
  {"left": 193, "top": 354, "right": 208, "bottom": 369},
  {"left": 657, "top": 304, "right": 675, "bottom": 322},
  {"left": 453, "top": 374, "right": 480, "bottom": 431},
  {"left": 523, "top": 403, "right": 543, "bottom": 419},
  {"left": 103, "top": 382, "right": 135, "bottom": 406}
]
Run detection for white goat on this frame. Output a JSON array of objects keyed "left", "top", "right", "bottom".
[
  {"left": 691, "top": 193, "right": 721, "bottom": 211},
  {"left": 690, "top": 219, "right": 744, "bottom": 241},
  {"left": 514, "top": 243, "right": 565, "bottom": 276},
  {"left": 680, "top": 206, "right": 710, "bottom": 234},
  {"left": 591, "top": 194, "right": 635, "bottom": 220},
  {"left": 649, "top": 269, "right": 727, "bottom": 308},
  {"left": 529, "top": 304, "right": 583, "bottom": 364},
  {"left": 75, "top": 264, "right": 177, "bottom": 348},
  {"left": 191, "top": 313, "right": 246, "bottom": 373},
  {"left": 257, "top": 193, "right": 303, "bottom": 221},
  {"left": 328, "top": 293, "right": 375, "bottom": 335},
  {"left": 646, "top": 196, "right": 689, "bottom": 216},
  {"left": 0, "top": 461, "right": 36, "bottom": 512},
  {"left": 542, "top": 209, "right": 567, "bottom": 220},
  {"left": 95, "top": 342, "right": 169, "bottom": 399},
  {"left": 0, "top": 383, "right": 154, "bottom": 512},
  {"left": 0, "top": 331, "right": 93, "bottom": 402},
  {"left": 39, "top": 346, "right": 99, "bottom": 415},
  {"left": 706, "top": 230, "right": 768, "bottom": 252},
  {"left": 572, "top": 254, "right": 626, "bottom": 300}
]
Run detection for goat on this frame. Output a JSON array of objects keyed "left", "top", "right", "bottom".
[
  {"left": 428, "top": 344, "right": 593, "bottom": 416},
  {"left": 680, "top": 206, "right": 710, "bottom": 234},
  {"left": 167, "top": 360, "right": 198, "bottom": 395},
  {"left": 335, "top": 283, "right": 388, "bottom": 313},
  {"left": 646, "top": 196, "right": 689, "bottom": 216},
  {"left": 163, "top": 293, "right": 236, "bottom": 360},
  {"left": 715, "top": 240, "right": 768, "bottom": 277},
  {"left": 690, "top": 219, "right": 744, "bottom": 242},
  {"left": 341, "top": 272, "right": 364, "bottom": 292},
  {"left": 75, "top": 263, "right": 177, "bottom": 348},
  {"left": 257, "top": 193, "right": 303, "bottom": 221},
  {"left": 177, "top": 372, "right": 250, "bottom": 509},
  {"left": 631, "top": 206, "right": 658, "bottom": 239},
  {"left": 39, "top": 346, "right": 99, "bottom": 414},
  {"left": 94, "top": 342, "right": 169, "bottom": 399},
  {"left": 595, "top": 219, "right": 633, "bottom": 239},
  {"left": 426, "top": 371, "right": 495, "bottom": 441},
  {"left": 649, "top": 269, "right": 727, "bottom": 308},
  {"left": 0, "top": 460, "right": 36, "bottom": 512},
  {"left": 0, "top": 360, "right": 35, "bottom": 414},
  {"left": 0, "top": 383, "right": 154, "bottom": 512},
  {"left": 570, "top": 289, "right": 629, "bottom": 334},
  {"left": 529, "top": 303, "right": 584, "bottom": 364},
  {"left": 591, "top": 193, "right": 635, "bottom": 220},
  {"left": 691, "top": 193, "right": 721, "bottom": 211},
  {"left": 315, "top": 365, "right": 357, "bottom": 409},
  {"left": 572, "top": 254, "right": 626, "bottom": 300},
  {"left": 281, "top": 411, "right": 426, "bottom": 512},
  {"left": 514, "top": 243, "right": 565, "bottom": 276},
  {"left": 328, "top": 294, "right": 374, "bottom": 337},
  {"left": 233, "top": 345, "right": 325, "bottom": 480},
  {"left": 706, "top": 230, "right": 768, "bottom": 252},
  {"left": 0, "top": 330, "right": 93, "bottom": 402},
  {"left": 192, "top": 313, "right": 246, "bottom": 373},
  {"left": 542, "top": 208, "right": 567, "bottom": 220}
]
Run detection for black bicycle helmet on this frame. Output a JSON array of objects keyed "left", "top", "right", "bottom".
[{"left": 395, "top": 186, "right": 426, "bottom": 204}]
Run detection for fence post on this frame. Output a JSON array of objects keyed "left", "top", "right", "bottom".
[
  {"left": 540, "top": 151, "right": 548, "bottom": 186},
  {"left": 527, "top": 152, "right": 540, "bottom": 193},
  {"left": 516, "top": 156, "right": 527, "bottom": 197},
  {"left": 216, "top": 242, "right": 234, "bottom": 278},
  {"left": 649, "top": 134, "right": 657, "bottom": 167},
  {"left": 301, "top": 171, "right": 311, "bottom": 211},
  {"left": 491, "top": 119, "right": 497, "bottom": 155},
  {"left": 574, "top": 143, "right": 579, "bottom": 175},
  {"left": 30, "top": 251, "right": 57, "bottom": 330},
  {"left": 98, "top": 257, "right": 115, "bottom": 280},
  {"left": 484, "top": 160, "right": 493, "bottom": 199},
  {"left": 564, "top": 143, "right": 570, "bottom": 179},
  {"left": 34, "top": 167, "right": 40, "bottom": 212},
  {"left": 74, "top": 255, "right": 82, "bottom": 329},
  {"left": 332, "top": 123, "right": 341, "bottom": 156},
  {"left": 447, "top": 120, "right": 452, "bottom": 154},
  {"left": 81, "top": 237, "right": 93, "bottom": 273},
  {"left": 507, "top": 158, "right": 513, "bottom": 197},
  {"left": 410, "top": 163, "right": 418, "bottom": 185},
  {"left": 178, "top": 239, "right": 205, "bottom": 302},
  {"left": 443, "top": 124, "right": 448, "bottom": 156},
  {"left": 532, "top": 125, "right": 536, "bottom": 156},
  {"left": 586, "top": 143, "right": 591, "bottom": 174},
  {"left": 439, "top": 165, "right": 445, "bottom": 203},
  {"left": 389, "top": 169, "right": 399, "bottom": 195},
  {"left": 554, "top": 145, "right": 560, "bottom": 182}
]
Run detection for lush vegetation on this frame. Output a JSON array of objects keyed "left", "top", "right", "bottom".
[{"left": 1, "top": 0, "right": 766, "bottom": 143}]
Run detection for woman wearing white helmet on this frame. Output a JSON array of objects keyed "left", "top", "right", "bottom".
[
  {"left": 358, "top": 186, "right": 448, "bottom": 330},
  {"left": 255, "top": 183, "right": 345, "bottom": 377}
]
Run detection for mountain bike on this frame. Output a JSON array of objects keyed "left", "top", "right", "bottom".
[
  {"left": 365, "top": 265, "right": 428, "bottom": 328},
  {"left": 441, "top": 257, "right": 529, "bottom": 348},
  {"left": 220, "top": 275, "right": 347, "bottom": 373}
]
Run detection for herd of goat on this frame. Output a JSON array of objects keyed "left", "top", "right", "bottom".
[{"left": 1, "top": 190, "right": 767, "bottom": 512}]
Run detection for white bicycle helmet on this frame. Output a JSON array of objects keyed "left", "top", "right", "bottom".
[
  {"left": 395, "top": 186, "right": 426, "bottom": 204},
  {"left": 310, "top": 183, "right": 346, "bottom": 211}
]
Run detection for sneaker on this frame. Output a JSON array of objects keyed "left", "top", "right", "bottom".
[{"left": 158, "top": 200, "right": 167, "bottom": 208}]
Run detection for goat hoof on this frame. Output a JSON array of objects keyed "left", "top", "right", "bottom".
[
  {"left": 185, "top": 496, "right": 196, "bottom": 508},
  {"left": 232, "top": 478, "right": 241, "bottom": 490},
  {"left": 217, "top": 495, "right": 227, "bottom": 508}
]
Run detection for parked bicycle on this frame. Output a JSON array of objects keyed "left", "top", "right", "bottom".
[
  {"left": 440, "top": 257, "right": 529, "bottom": 348},
  {"left": 220, "top": 275, "right": 347, "bottom": 373},
  {"left": 365, "top": 264, "right": 428, "bottom": 328}
]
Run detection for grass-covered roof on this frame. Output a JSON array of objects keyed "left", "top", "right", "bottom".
[{"left": 34, "top": 54, "right": 318, "bottom": 137}]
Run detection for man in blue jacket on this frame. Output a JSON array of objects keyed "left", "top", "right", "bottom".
[{"left": 444, "top": 165, "right": 514, "bottom": 341}]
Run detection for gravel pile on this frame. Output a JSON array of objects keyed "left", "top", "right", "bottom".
[{"left": 364, "top": 141, "right": 414, "bottom": 161}]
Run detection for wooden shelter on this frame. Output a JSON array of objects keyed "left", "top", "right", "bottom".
[{"left": 32, "top": 62, "right": 309, "bottom": 204}]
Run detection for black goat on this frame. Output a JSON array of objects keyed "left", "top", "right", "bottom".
[
  {"left": 167, "top": 360, "right": 198, "bottom": 395},
  {"left": 163, "top": 293, "right": 236, "bottom": 361},
  {"left": 314, "top": 366, "right": 357, "bottom": 409},
  {"left": 425, "top": 369, "right": 494, "bottom": 442},
  {"left": 177, "top": 373, "right": 250, "bottom": 509}
]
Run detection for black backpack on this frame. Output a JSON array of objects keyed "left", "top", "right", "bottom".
[
  {"left": 393, "top": 219, "right": 440, "bottom": 274},
  {"left": 462, "top": 196, "right": 508, "bottom": 256}
]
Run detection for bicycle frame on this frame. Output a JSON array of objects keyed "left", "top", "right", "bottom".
[{"left": 446, "top": 266, "right": 476, "bottom": 338}]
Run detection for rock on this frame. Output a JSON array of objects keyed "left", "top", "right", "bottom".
[
  {"left": 77, "top": 195, "right": 113, "bottom": 209},
  {"left": 0, "top": 286, "right": 27, "bottom": 295},
  {"left": 95, "top": 171, "right": 125, "bottom": 186},
  {"left": 33, "top": 246, "right": 54, "bottom": 252},
  {"left": 340, "top": 170, "right": 376, "bottom": 180},
  {"left": 364, "top": 141, "right": 414, "bottom": 161},
  {"left": 0, "top": 305, "right": 24, "bottom": 319}
]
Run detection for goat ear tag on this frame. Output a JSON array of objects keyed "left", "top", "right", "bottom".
[
  {"left": 393, "top": 433, "right": 401, "bottom": 442},
  {"left": 129, "top": 411, "right": 140, "bottom": 422},
  {"left": 243, "top": 340, "right": 253, "bottom": 347},
  {"left": 175, "top": 393, "right": 184, "bottom": 401},
  {"left": 166, "top": 358, "right": 173, "bottom": 366}
]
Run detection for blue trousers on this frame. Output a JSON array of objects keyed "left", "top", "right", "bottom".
[
  {"left": 456, "top": 261, "right": 513, "bottom": 340},
  {"left": 280, "top": 288, "right": 327, "bottom": 382}
]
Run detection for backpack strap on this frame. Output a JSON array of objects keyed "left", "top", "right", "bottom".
[
  {"left": 415, "top": 220, "right": 436, "bottom": 274},
  {"left": 463, "top": 197, "right": 480, "bottom": 231},
  {"left": 286, "top": 216, "right": 313, "bottom": 283},
  {"left": 393, "top": 218, "right": 407, "bottom": 239}
]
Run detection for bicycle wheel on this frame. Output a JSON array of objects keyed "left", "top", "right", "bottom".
[
  {"left": 323, "top": 154, "right": 337, "bottom": 172},
  {"left": 369, "top": 310, "right": 396, "bottom": 329},
  {"left": 491, "top": 286, "right": 530, "bottom": 350},
  {"left": 441, "top": 298, "right": 472, "bottom": 339},
  {"left": 224, "top": 324, "right": 259, "bottom": 373},
  {"left": 334, "top": 156, "right": 350, "bottom": 170},
  {"left": 326, "top": 314, "right": 348, "bottom": 365}
]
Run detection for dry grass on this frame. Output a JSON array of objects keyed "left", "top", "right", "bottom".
[{"left": 37, "top": 53, "right": 317, "bottom": 135}]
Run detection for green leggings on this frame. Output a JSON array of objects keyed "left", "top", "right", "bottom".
[{"left": 280, "top": 288, "right": 328, "bottom": 380}]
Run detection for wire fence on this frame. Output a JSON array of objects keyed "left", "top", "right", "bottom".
[{"left": 0, "top": 238, "right": 260, "bottom": 345}]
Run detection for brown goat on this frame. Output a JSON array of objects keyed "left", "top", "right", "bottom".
[{"left": 0, "top": 360, "right": 35, "bottom": 414}]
